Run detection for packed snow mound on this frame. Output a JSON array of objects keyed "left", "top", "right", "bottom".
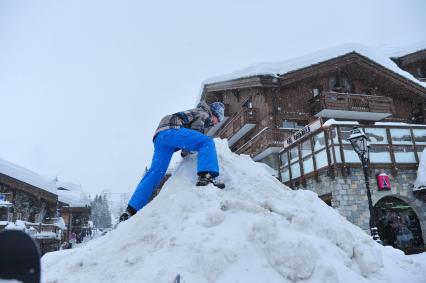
[{"left": 42, "top": 139, "right": 426, "bottom": 283}]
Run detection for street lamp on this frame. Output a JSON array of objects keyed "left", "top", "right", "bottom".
[{"left": 347, "top": 127, "right": 382, "bottom": 243}]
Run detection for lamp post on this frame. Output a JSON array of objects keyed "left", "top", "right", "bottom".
[{"left": 347, "top": 127, "right": 382, "bottom": 243}]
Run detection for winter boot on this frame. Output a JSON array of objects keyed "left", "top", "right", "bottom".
[
  {"left": 196, "top": 172, "right": 225, "bottom": 189},
  {"left": 119, "top": 205, "right": 137, "bottom": 222}
]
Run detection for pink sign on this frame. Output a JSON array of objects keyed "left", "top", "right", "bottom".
[{"left": 377, "top": 173, "right": 391, "bottom": 190}]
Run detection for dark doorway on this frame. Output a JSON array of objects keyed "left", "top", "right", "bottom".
[{"left": 374, "top": 196, "right": 425, "bottom": 254}]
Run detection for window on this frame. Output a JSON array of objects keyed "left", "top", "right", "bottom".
[
  {"left": 369, "top": 145, "right": 392, "bottom": 163},
  {"left": 365, "top": 128, "right": 388, "bottom": 144},
  {"left": 290, "top": 146, "right": 299, "bottom": 163},
  {"left": 303, "top": 156, "right": 314, "bottom": 174},
  {"left": 301, "top": 139, "right": 312, "bottom": 158},
  {"left": 290, "top": 162, "right": 301, "bottom": 178},
  {"left": 312, "top": 86, "right": 322, "bottom": 97},
  {"left": 339, "top": 127, "right": 353, "bottom": 144},
  {"left": 329, "top": 128, "right": 339, "bottom": 145},
  {"left": 393, "top": 146, "right": 416, "bottom": 163},
  {"left": 315, "top": 149, "right": 328, "bottom": 168},
  {"left": 313, "top": 132, "right": 326, "bottom": 151},
  {"left": 413, "top": 129, "right": 426, "bottom": 144},
  {"left": 390, "top": 128, "right": 413, "bottom": 145},
  {"left": 281, "top": 168, "right": 290, "bottom": 182},
  {"left": 328, "top": 75, "right": 354, "bottom": 93},
  {"left": 343, "top": 145, "right": 361, "bottom": 163},
  {"left": 282, "top": 120, "right": 305, "bottom": 129},
  {"left": 333, "top": 146, "right": 342, "bottom": 163},
  {"left": 280, "top": 152, "right": 289, "bottom": 167}
]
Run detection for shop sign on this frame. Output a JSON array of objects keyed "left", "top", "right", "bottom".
[
  {"left": 377, "top": 173, "right": 391, "bottom": 190},
  {"left": 284, "top": 119, "right": 322, "bottom": 148}
]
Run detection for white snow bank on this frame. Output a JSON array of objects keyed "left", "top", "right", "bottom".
[
  {"left": 414, "top": 148, "right": 426, "bottom": 190},
  {"left": 42, "top": 140, "right": 426, "bottom": 283}
]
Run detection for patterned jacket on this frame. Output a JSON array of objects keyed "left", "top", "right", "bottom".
[{"left": 153, "top": 101, "right": 213, "bottom": 139}]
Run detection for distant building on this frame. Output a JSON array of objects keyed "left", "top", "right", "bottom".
[
  {"left": 55, "top": 181, "right": 91, "bottom": 245},
  {"left": 200, "top": 44, "right": 426, "bottom": 254},
  {"left": 0, "top": 158, "right": 92, "bottom": 255}
]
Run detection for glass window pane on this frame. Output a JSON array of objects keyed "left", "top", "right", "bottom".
[
  {"left": 313, "top": 132, "right": 326, "bottom": 151},
  {"left": 301, "top": 139, "right": 312, "bottom": 158},
  {"left": 394, "top": 146, "right": 416, "bottom": 163},
  {"left": 290, "top": 146, "right": 299, "bottom": 163},
  {"left": 369, "top": 145, "right": 392, "bottom": 163},
  {"left": 330, "top": 128, "right": 339, "bottom": 145},
  {"left": 333, "top": 146, "right": 342, "bottom": 163},
  {"left": 343, "top": 145, "right": 361, "bottom": 163},
  {"left": 413, "top": 129, "right": 426, "bottom": 145},
  {"left": 365, "top": 128, "right": 388, "bottom": 144},
  {"left": 281, "top": 167, "right": 290, "bottom": 182},
  {"left": 390, "top": 128, "right": 412, "bottom": 145},
  {"left": 315, "top": 149, "right": 328, "bottom": 168},
  {"left": 303, "top": 156, "right": 314, "bottom": 174},
  {"left": 339, "top": 127, "right": 353, "bottom": 144},
  {"left": 290, "top": 162, "right": 301, "bottom": 178},
  {"left": 280, "top": 152, "right": 289, "bottom": 167}
]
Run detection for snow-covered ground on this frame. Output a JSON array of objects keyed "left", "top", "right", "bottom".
[{"left": 42, "top": 139, "right": 426, "bottom": 283}]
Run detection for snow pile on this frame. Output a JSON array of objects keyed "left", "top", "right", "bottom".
[
  {"left": 42, "top": 140, "right": 426, "bottom": 283},
  {"left": 4, "top": 220, "right": 27, "bottom": 231},
  {"left": 414, "top": 148, "right": 426, "bottom": 190}
]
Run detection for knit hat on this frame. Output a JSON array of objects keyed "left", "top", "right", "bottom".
[{"left": 210, "top": 102, "right": 225, "bottom": 122}]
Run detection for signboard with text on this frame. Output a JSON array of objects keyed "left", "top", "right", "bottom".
[{"left": 283, "top": 119, "right": 322, "bottom": 148}]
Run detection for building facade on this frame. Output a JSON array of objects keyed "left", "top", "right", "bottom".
[
  {"left": 200, "top": 44, "right": 426, "bottom": 253},
  {"left": 0, "top": 160, "right": 92, "bottom": 255}
]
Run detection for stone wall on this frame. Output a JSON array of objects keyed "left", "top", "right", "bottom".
[{"left": 298, "top": 167, "right": 426, "bottom": 243}]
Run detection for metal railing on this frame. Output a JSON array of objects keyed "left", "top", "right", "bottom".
[
  {"left": 217, "top": 107, "right": 258, "bottom": 140},
  {"left": 236, "top": 128, "right": 294, "bottom": 157}
]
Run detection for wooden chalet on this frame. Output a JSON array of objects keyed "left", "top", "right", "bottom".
[
  {"left": 0, "top": 166, "right": 61, "bottom": 254},
  {"left": 200, "top": 44, "right": 426, "bottom": 253},
  {"left": 391, "top": 48, "right": 426, "bottom": 82},
  {"left": 0, "top": 159, "right": 92, "bottom": 254},
  {"left": 56, "top": 183, "right": 91, "bottom": 243},
  {"left": 201, "top": 47, "right": 426, "bottom": 173}
]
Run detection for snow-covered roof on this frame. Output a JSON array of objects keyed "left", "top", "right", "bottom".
[
  {"left": 55, "top": 181, "right": 90, "bottom": 207},
  {"left": 323, "top": 119, "right": 359, "bottom": 127},
  {"left": 201, "top": 43, "right": 426, "bottom": 96},
  {"left": 0, "top": 157, "right": 56, "bottom": 195},
  {"left": 379, "top": 41, "right": 426, "bottom": 59}
]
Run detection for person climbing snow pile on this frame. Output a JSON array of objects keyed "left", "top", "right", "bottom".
[{"left": 119, "top": 101, "right": 225, "bottom": 222}]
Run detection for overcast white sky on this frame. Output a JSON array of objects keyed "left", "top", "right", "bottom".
[{"left": 0, "top": 0, "right": 425, "bottom": 197}]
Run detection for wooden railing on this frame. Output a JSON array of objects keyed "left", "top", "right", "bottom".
[
  {"left": 236, "top": 128, "right": 294, "bottom": 157},
  {"left": 216, "top": 107, "right": 258, "bottom": 140},
  {"left": 310, "top": 91, "right": 393, "bottom": 114}
]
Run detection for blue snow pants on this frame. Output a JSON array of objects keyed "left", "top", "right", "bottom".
[{"left": 128, "top": 128, "right": 219, "bottom": 211}]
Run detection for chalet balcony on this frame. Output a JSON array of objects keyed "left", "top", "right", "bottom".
[
  {"left": 310, "top": 91, "right": 393, "bottom": 121},
  {"left": 217, "top": 107, "right": 257, "bottom": 147},
  {"left": 235, "top": 128, "right": 294, "bottom": 161}
]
